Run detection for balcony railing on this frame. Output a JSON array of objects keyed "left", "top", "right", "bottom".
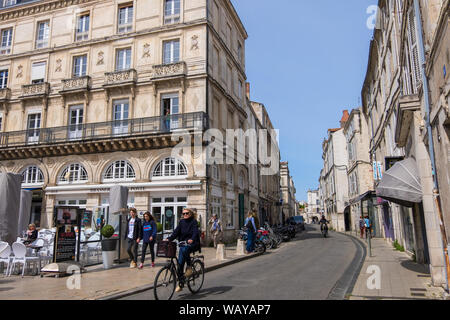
[
  {"left": 104, "top": 69, "right": 137, "bottom": 87},
  {"left": 21, "top": 82, "right": 50, "bottom": 98},
  {"left": 152, "top": 62, "right": 186, "bottom": 80},
  {"left": 0, "top": 112, "right": 208, "bottom": 148},
  {"left": 61, "top": 76, "right": 91, "bottom": 93},
  {"left": 0, "top": 88, "right": 10, "bottom": 100}
]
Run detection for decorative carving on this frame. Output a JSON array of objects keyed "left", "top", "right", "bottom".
[
  {"left": 191, "top": 35, "right": 199, "bottom": 51},
  {"left": 104, "top": 69, "right": 137, "bottom": 86},
  {"left": 16, "top": 65, "right": 23, "bottom": 78},
  {"left": 152, "top": 62, "right": 186, "bottom": 79},
  {"left": 47, "top": 158, "right": 56, "bottom": 169},
  {"left": 55, "top": 59, "right": 62, "bottom": 72},
  {"left": 6, "top": 161, "right": 15, "bottom": 168},
  {"left": 61, "top": 76, "right": 90, "bottom": 92},
  {"left": 97, "top": 51, "right": 104, "bottom": 65},
  {"left": 21, "top": 83, "right": 49, "bottom": 97},
  {"left": 89, "top": 155, "right": 99, "bottom": 164},
  {"left": 139, "top": 152, "right": 148, "bottom": 161},
  {"left": 142, "top": 43, "right": 151, "bottom": 58}
]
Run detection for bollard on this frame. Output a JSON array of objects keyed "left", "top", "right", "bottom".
[
  {"left": 236, "top": 239, "right": 246, "bottom": 256},
  {"left": 216, "top": 244, "right": 227, "bottom": 261}
]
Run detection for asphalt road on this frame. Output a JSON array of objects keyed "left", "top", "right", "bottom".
[{"left": 121, "top": 225, "right": 364, "bottom": 300}]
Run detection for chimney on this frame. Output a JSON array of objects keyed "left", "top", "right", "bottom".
[
  {"left": 340, "top": 110, "right": 349, "bottom": 128},
  {"left": 246, "top": 82, "right": 250, "bottom": 100}
]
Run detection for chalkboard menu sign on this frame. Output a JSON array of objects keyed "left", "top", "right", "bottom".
[{"left": 53, "top": 207, "right": 82, "bottom": 263}]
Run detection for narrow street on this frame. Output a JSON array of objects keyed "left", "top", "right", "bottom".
[{"left": 122, "top": 225, "right": 365, "bottom": 300}]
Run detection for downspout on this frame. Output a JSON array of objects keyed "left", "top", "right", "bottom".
[
  {"left": 205, "top": 0, "right": 210, "bottom": 243},
  {"left": 413, "top": 0, "right": 450, "bottom": 293}
]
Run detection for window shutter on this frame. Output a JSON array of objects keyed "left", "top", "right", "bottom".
[
  {"left": 31, "top": 62, "right": 46, "bottom": 82},
  {"left": 407, "top": 8, "right": 421, "bottom": 92}
]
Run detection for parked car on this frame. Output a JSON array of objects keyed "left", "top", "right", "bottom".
[{"left": 287, "top": 216, "right": 306, "bottom": 232}]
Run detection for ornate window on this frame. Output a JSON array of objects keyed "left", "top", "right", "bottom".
[
  {"left": 152, "top": 158, "right": 187, "bottom": 178},
  {"left": 238, "top": 172, "right": 245, "bottom": 189},
  {"left": 22, "top": 166, "right": 44, "bottom": 185},
  {"left": 58, "top": 164, "right": 88, "bottom": 184},
  {"left": 103, "top": 160, "right": 135, "bottom": 182},
  {"left": 211, "top": 165, "right": 220, "bottom": 181}
]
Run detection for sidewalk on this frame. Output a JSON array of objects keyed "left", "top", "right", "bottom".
[
  {"left": 0, "top": 245, "right": 261, "bottom": 300},
  {"left": 341, "top": 231, "right": 447, "bottom": 300}
]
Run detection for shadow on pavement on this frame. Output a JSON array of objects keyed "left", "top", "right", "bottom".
[
  {"left": 400, "top": 260, "right": 430, "bottom": 275},
  {"left": 177, "top": 286, "right": 233, "bottom": 300}
]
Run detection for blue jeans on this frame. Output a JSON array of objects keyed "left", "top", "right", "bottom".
[
  {"left": 246, "top": 231, "right": 255, "bottom": 253},
  {"left": 178, "top": 244, "right": 193, "bottom": 279}
]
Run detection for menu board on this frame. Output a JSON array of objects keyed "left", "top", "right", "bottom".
[
  {"left": 54, "top": 225, "right": 77, "bottom": 263},
  {"left": 53, "top": 207, "right": 81, "bottom": 263}
]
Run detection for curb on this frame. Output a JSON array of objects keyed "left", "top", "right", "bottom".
[
  {"left": 97, "top": 251, "right": 265, "bottom": 300},
  {"left": 327, "top": 231, "right": 367, "bottom": 300}
]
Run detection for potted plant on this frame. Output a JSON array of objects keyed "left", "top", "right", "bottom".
[
  {"left": 156, "top": 222, "right": 163, "bottom": 242},
  {"left": 101, "top": 225, "right": 117, "bottom": 269}
]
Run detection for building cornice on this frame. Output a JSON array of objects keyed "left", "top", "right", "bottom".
[{"left": 0, "top": 0, "right": 94, "bottom": 21}]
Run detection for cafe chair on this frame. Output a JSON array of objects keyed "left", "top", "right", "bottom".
[
  {"left": 0, "top": 244, "right": 12, "bottom": 276},
  {"left": 8, "top": 242, "right": 40, "bottom": 277}
]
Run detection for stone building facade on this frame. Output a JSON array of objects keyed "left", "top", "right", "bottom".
[
  {"left": 0, "top": 0, "right": 272, "bottom": 244},
  {"left": 361, "top": 0, "right": 449, "bottom": 289}
]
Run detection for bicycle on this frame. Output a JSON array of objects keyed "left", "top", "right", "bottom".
[
  {"left": 237, "top": 228, "right": 266, "bottom": 253},
  {"left": 153, "top": 241, "right": 205, "bottom": 300}
]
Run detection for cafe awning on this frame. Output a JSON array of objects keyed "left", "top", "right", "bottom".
[{"left": 376, "top": 158, "right": 422, "bottom": 207}]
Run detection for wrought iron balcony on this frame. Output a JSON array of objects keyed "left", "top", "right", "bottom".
[
  {"left": 152, "top": 62, "right": 187, "bottom": 80},
  {"left": 0, "top": 112, "right": 208, "bottom": 160},
  {"left": 60, "top": 76, "right": 91, "bottom": 93},
  {"left": 104, "top": 69, "right": 137, "bottom": 87},
  {"left": 20, "top": 82, "right": 50, "bottom": 99}
]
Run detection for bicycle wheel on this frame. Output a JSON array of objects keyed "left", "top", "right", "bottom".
[
  {"left": 154, "top": 266, "right": 177, "bottom": 301},
  {"left": 187, "top": 259, "right": 205, "bottom": 294}
]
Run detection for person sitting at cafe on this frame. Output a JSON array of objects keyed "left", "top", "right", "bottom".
[{"left": 23, "top": 224, "right": 38, "bottom": 245}]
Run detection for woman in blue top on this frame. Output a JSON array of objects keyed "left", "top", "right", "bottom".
[
  {"left": 139, "top": 212, "right": 158, "bottom": 269},
  {"left": 244, "top": 211, "right": 257, "bottom": 254}
]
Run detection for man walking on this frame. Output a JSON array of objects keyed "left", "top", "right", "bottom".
[
  {"left": 208, "top": 213, "right": 223, "bottom": 248},
  {"left": 125, "top": 208, "right": 142, "bottom": 268},
  {"left": 359, "top": 216, "right": 365, "bottom": 238},
  {"left": 364, "top": 216, "right": 372, "bottom": 239}
]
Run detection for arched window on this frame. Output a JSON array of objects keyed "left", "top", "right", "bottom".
[
  {"left": 58, "top": 164, "right": 88, "bottom": 184},
  {"left": 22, "top": 166, "right": 44, "bottom": 185},
  {"left": 211, "top": 165, "right": 220, "bottom": 181},
  {"left": 152, "top": 157, "right": 187, "bottom": 178},
  {"left": 103, "top": 160, "right": 135, "bottom": 182}
]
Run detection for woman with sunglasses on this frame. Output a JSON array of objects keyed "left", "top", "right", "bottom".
[{"left": 166, "top": 208, "right": 200, "bottom": 292}]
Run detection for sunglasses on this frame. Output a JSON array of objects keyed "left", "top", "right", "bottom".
[{"left": 183, "top": 212, "right": 191, "bottom": 216}]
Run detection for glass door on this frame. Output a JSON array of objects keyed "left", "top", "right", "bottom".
[
  {"left": 69, "top": 105, "right": 83, "bottom": 140},
  {"left": 113, "top": 100, "right": 129, "bottom": 135},
  {"left": 161, "top": 94, "right": 179, "bottom": 131},
  {"left": 151, "top": 197, "right": 187, "bottom": 238},
  {"left": 27, "top": 113, "right": 41, "bottom": 144}
]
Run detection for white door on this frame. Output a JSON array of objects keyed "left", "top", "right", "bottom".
[
  {"left": 27, "top": 113, "right": 41, "bottom": 144},
  {"left": 113, "top": 101, "right": 129, "bottom": 135},
  {"left": 69, "top": 106, "right": 83, "bottom": 140},
  {"left": 162, "top": 95, "right": 179, "bottom": 131}
]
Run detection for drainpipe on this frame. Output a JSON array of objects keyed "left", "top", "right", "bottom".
[{"left": 413, "top": 0, "right": 450, "bottom": 293}]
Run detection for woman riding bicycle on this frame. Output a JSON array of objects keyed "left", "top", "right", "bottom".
[{"left": 165, "top": 208, "right": 200, "bottom": 293}]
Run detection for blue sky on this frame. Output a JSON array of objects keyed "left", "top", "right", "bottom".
[{"left": 231, "top": 0, "right": 376, "bottom": 201}]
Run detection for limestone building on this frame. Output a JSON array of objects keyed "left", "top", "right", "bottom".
[{"left": 0, "top": 0, "right": 256, "bottom": 242}]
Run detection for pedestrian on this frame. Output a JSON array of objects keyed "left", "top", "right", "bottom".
[
  {"left": 364, "top": 216, "right": 372, "bottom": 239},
  {"left": 139, "top": 212, "right": 157, "bottom": 269},
  {"left": 23, "top": 224, "right": 38, "bottom": 245},
  {"left": 166, "top": 208, "right": 201, "bottom": 293},
  {"left": 208, "top": 213, "right": 223, "bottom": 248},
  {"left": 165, "top": 109, "right": 171, "bottom": 132},
  {"left": 244, "top": 211, "right": 257, "bottom": 254},
  {"left": 359, "top": 216, "right": 365, "bottom": 239},
  {"left": 125, "top": 208, "right": 142, "bottom": 268}
]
